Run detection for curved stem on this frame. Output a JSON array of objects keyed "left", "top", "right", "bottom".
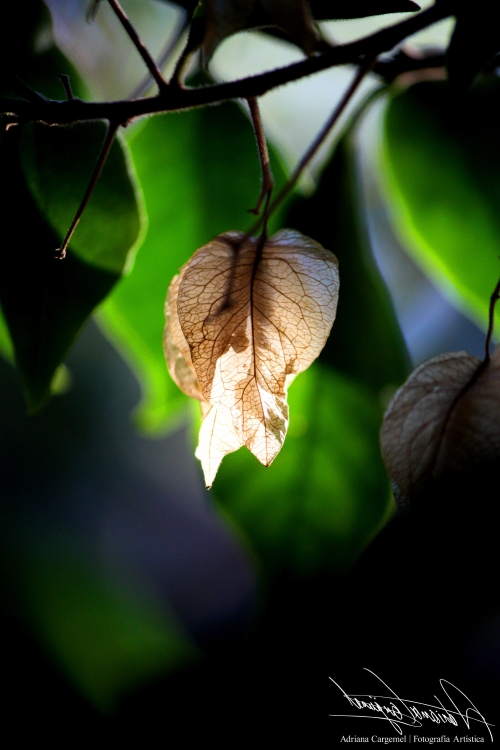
[
  {"left": 247, "top": 97, "right": 274, "bottom": 215},
  {"left": 106, "top": 0, "right": 169, "bottom": 92},
  {"left": 265, "top": 54, "right": 376, "bottom": 223}
]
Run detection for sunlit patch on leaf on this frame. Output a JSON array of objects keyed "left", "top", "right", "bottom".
[{"left": 165, "top": 228, "right": 339, "bottom": 486}]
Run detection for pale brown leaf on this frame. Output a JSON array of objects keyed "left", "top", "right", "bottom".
[
  {"left": 176, "top": 228, "right": 339, "bottom": 470},
  {"left": 381, "top": 347, "right": 500, "bottom": 505},
  {"left": 164, "top": 269, "right": 204, "bottom": 401},
  {"left": 164, "top": 267, "right": 244, "bottom": 487},
  {"left": 195, "top": 403, "right": 244, "bottom": 488}
]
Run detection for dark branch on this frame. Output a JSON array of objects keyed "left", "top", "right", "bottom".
[{"left": 1, "top": 3, "right": 450, "bottom": 125}]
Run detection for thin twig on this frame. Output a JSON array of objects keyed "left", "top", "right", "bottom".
[
  {"left": 217, "top": 56, "right": 375, "bottom": 313},
  {"left": 106, "top": 0, "right": 169, "bottom": 92},
  {"left": 59, "top": 74, "right": 74, "bottom": 100},
  {"left": 484, "top": 276, "right": 500, "bottom": 363},
  {"left": 55, "top": 120, "right": 119, "bottom": 259},
  {"left": 247, "top": 97, "right": 274, "bottom": 215},
  {"left": 1, "top": 3, "right": 450, "bottom": 125},
  {"left": 130, "top": 11, "right": 190, "bottom": 99},
  {"left": 260, "top": 54, "right": 377, "bottom": 230}
]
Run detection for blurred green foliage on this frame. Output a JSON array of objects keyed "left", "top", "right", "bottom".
[
  {"left": 16, "top": 538, "right": 198, "bottom": 713},
  {"left": 383, "top": 78, "right": 500, "bottom": 334},
  {"left": 214, "top": 363, "right": 392, "bottom": 579}
]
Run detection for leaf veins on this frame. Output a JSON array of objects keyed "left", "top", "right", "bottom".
[
  {"left": 164, "top": 228, "right": 339, "bottom": 487},
  {"left": 380, "top": 346, "right": 500, "bottom": 506}
]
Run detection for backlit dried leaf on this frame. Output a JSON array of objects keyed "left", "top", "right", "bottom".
[
  {"left": 381, "top": 347, "right": 500, "bottom": 505},
  {"left": 195, "top": 403, "right": 244, "bottom": 487},
  {"left": 166, "top": 228, "right": 339, "bottom": 486},
  {"left": 165, "top": 264, "right": 243, "bottom": 487},
  {"left": 202, "top": 0, "right": 318, "bottom": 62},
  {"left": 164, "top": 270, "right": 204, "bottom": 402}
]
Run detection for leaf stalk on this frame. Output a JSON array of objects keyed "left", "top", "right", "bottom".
[{"left": 56, "top": 120, "right": 119, "bottom": 259}]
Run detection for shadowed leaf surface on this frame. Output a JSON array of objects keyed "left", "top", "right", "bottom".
[
  {"left": 445, "top": 1, "right": 500, "bottom": 89},
  {"left": 381, "top": 346, "right": 500, "bottom": 506},
  {"left": 0, "top": 124, "right": 123, "bottom": 411},
  {"left": 169, "top": 229, "right": 339, "bottom": 483}
]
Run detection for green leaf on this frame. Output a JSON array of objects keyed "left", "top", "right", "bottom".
[
  {"left": 0, "top": 121, "right": 142, "bottom": 412},
  {"left": 212, "top": 363, "right": 392, "bottom": 578},
  {"left": 98, "top": 101, "right": 287, "bottom": 434},
  {"left": 21, "top": 122, "right": 143, "bottom": 273},
  {"left": 383, "top": 79, "right": 500, "bottom": 334},
  {"left": 0, "top": 307, "right": 14, "bottom": 363},
  {"left": 287, "top": 136, "right": 409, "bottom": 394}
]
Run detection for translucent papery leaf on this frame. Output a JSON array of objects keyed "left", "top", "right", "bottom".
[
  {"left": 165, "top": 270, "right": 244, "bottom": 487},
  {"left": 380, "top": 348, "right": 500, "bottom": 505},
  {"left": 164, "top": 270, "right": 204, "bottom": 402},
  {"left": 177, "top": 228, "right": 339, "bottom": 469},
  {"left": 195, "top": 403, "right": 244, "bottom": 488}
]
